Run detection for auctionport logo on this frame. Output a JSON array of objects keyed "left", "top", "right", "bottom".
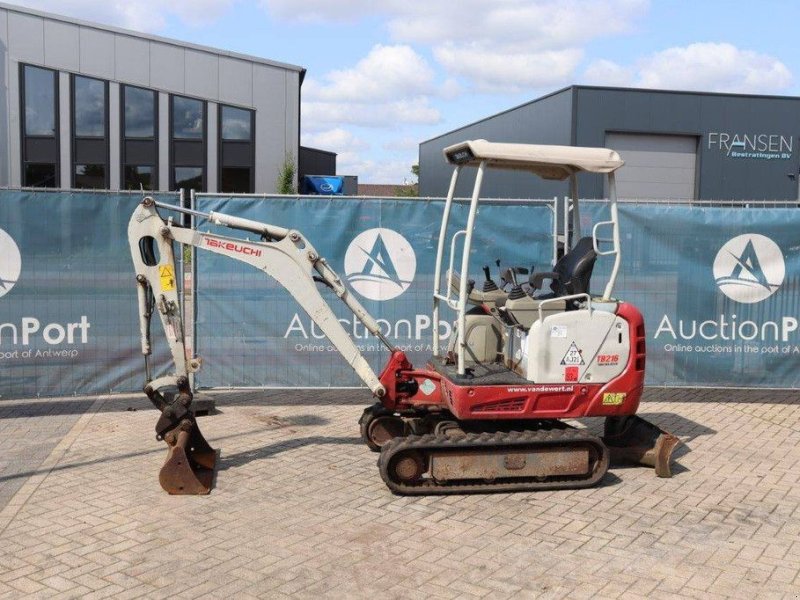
[
  {"left": 713, "top": 234, "right": 785, "bottom": 304},
  {"left": 344, "top": 228, "right": 416, "bottom": 301},
  {"left": 0, "top": 228, "right": 21, "bottom": 298}
]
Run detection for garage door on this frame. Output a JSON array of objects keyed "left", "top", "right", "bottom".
[{"left": 605, "top": 133, "right": 697, "bottom": 200}]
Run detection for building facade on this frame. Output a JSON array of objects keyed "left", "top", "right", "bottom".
[
  {"left": 419, "top": 86, "right": 800, "bottom": 201},
  {"left": 0, "top": 2, "right": 305, "bottom": 193}
]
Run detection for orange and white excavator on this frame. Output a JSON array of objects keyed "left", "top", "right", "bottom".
[{"left": 128, "top": 139, "right": 678, "bottom": 495}]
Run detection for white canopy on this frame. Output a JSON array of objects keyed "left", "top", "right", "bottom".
[{"left": 443, "top": 139, "right": 624, "bottom": 180}]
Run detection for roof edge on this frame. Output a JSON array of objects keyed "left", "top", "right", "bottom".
[
  {"left": 420, "top": 85, "right": 574, "bottom": 146},
  {"left": 0, "top": 1, "right": 306, "bottom": 73},
  {"left": 421, "top": 83, "right": 800, "bottom": 147}
]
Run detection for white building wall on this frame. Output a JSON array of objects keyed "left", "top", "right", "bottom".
[{"left": 0, "top": 2, "right": 303, "bottom": 192}]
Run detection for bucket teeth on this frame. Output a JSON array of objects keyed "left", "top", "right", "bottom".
[
  {"left": 159, "top": 423, "right": 218, "bottom": 495},
  {"left": 602, "top": 415, "right": 680, "bottom": 478}
]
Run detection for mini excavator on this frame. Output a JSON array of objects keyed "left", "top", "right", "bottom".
[{"left": 128, "top": 140, "right": 679, "bottom": 495}]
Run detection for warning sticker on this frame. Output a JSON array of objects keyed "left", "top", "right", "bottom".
[
  {"left": 419, "top": 379, "right": 436, "bottom": 396},
  {"left": 602, "top": 392, "right": 626, "bottom": 406},
  {"left": 560, "top": 341, "right": 584, "bottom": 366},
  {"left": 564, "top": 366, "right": 579, "bottom": 382},
  {"left": 159, "top": 265, "right": 176, "bottom": 291},
  {"left": 550, "top": 325, "right": 567, "bottom": 338}
]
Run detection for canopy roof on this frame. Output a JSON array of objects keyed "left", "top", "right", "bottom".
[{"left": 443, "top": 139, "right": 624, "bottom": 180}]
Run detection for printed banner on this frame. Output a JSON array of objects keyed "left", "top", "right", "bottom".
[
  {"left": 0, "top": 190, "right": 179, "bottom": 398},
  {"left": 583, "top": 202, "right": 800, "bottom": 386},
  {"left": 4, "top": 190, "right": 800, "bottom": 398}
]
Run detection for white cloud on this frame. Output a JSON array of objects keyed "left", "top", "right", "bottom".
[
  {"left": 301, "top": 128, "right": 369, "bottom": 152},
  {"left": 584, "top": 43, "right": 792, "bottom": 94},
  {"left": 338, "top": 156, "right": 414, "bottom": 184},
  {"left": 303, "top": 45, "right": 441, "bottom": 128},
  {"left": 263, "top": 0, "right": 648, "bottom": 92},
  {"left": 303, "top": 97, "right": 440, "bottom": 127},
  {"left": 439, "top": 78, "right": 463, "bottom": 100},
  {"left": 386, "top": 0, "right": 646, "bottom": 49},
  {"left": 583, "top": 59, "right": 635, "bottom": 87},
  {"left": 382, "top": 137, "right": 420, "bottom": 152},
  {"left": 12, "top": 0, "right": 234, "bottom": 31},
  {"left": 303, "top": 45, "right": 435, "bottom": 103},
  {"left": 435, "top": 45, "right": 583, "bottom": 93},
  {"left": 261, "top": 0, "right": 380, "bottom": 21}
]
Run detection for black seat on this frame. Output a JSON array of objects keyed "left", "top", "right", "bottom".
[{"left": 529, "top": 236, "right": 597, "bottom": 299}]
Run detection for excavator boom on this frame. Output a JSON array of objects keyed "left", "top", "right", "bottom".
[{"left": 128, "top": 197, "right": 392, "bottom": 493}]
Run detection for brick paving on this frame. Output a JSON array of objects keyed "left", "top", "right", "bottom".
[{"left": 1, "top": 387, "right": 800, "bottom": 598}]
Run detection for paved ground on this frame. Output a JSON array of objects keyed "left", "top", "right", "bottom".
[{"left": 1, "top": 387, "right": 800, "bottom": 599}]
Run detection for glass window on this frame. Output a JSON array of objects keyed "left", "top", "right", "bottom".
[
  {"left": 173, "top": 97, "right": 204, "bottom": 139},
  {"left": 24, "top": 66, "right": 56, "bottom": 136},
  {"left": 124, "top": 86, "right": 155, "bottom": 138},
  {"left": 74, "top": 164, "right": 106, "bottom": 189},
  {"left": 124, "top": 165, "right": 154, "bottom": 190},
  {"left": 73, "top": 76, "right": 106, "bottom": 137},
  {"left": 174, "top": 167, "right": 203, "bottom": 191},
  {"left": 220, "top": 167, "right": 252, "bottom": 193},
  {"left": 221, "top": 106, "right": 252, "bottom": 140},
  {"left": 24, "top": 163, "right": 57, "bottom": 188}
]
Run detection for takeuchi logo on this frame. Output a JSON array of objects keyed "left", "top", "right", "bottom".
[
  {"left": 344, "top": 228, "right": 416, "bottom": 301},
  {"left": 0, "top": 228, "right": 21, "bottom": 298},
  {"left": 713, "top": 234, "right": 785, "bottom": 304}
]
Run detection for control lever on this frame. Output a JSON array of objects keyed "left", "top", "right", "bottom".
[{"left": 482, "top": 265, "right": 499, "bottom": 292}]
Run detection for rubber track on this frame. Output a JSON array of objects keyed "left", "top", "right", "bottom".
[{"left": 378, "top": 428, "right": 609, "bottom": 495}]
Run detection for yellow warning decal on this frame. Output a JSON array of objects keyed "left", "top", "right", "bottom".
[
  {"left": 602, "top": 392, "right": 626, "bottom": 406},
  {"left": 159, "top": 265, "right": 176, "bottom": 291}
]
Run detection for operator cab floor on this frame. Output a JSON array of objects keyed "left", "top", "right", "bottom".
[{"left": 428, "top": 356, "right": 530, "bottom": 386}]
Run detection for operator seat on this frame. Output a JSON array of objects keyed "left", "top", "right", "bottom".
[{"left": 530, "top": 236, "right": 597, "bottom": 300}]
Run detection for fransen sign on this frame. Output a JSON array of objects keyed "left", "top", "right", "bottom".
[
  {"left": 0, "top": 227, "right": 91, "bottom": 361},
  {"left": 285, "top": 228, "right": 452, "bottom": 352},
  {"left": 655, "top": 233, "right": 799, "bottom": 354},
  {"left": 707, "top": 132, "right": 793, "bottom": 160}
]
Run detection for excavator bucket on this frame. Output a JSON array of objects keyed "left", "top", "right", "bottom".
[
  {"left": 159, "top": 423, "right": 218, "bottom": 495},
  {"left": 602, "top": 415, "right": 680, "bottom": 478}
]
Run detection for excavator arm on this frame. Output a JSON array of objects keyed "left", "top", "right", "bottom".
[{"left": 128, "top": 196, "right": 393, "bottom": 493}]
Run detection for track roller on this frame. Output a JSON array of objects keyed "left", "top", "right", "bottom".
[{"left": 359, "top": 403, "right": 407, "bottom": 452}]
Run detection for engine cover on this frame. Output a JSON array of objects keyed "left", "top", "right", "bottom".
[{"left": 526, "top": 305, "right": 630, "bottom": 385}]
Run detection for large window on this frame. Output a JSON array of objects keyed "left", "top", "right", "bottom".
[
  {"left": 20, "top": 65, "right": 59, "bottom": 187},
  {"left": 71, "top": 75, "right": 108, "bottom": 189},
  {"left": 170, "top": 95, "right": 206, "bottom": 192},
  {"left": 219, "top": 105, "right": 254, "bottom": 193},
  {"left": 122, "top": 85, "right": 157, "bottom": 190}
]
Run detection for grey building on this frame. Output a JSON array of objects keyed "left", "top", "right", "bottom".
[
  {"left": 0, "top": 2, "right": 305, "bottom": 193},
  {"left": 420, "top": 85, "right": 800, "bottom": 201}
]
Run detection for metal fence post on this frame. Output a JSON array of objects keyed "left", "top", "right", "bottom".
[
  {"left": 190, "top": 189, "right": 198, "bottom": 392},
  {"left": 178, "top": 188, "right": 186, "bottom": 346}
]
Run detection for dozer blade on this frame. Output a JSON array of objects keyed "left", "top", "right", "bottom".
[
  {"left": 159, "top": 425, "right": 218, "bottom": 495},
  {"left": 602, "top": 415, "right": 679, "bottom": 478}
]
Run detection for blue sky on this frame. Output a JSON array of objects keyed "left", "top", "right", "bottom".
[{"left": 16, "top": 1, "right": 800, "bottom": 184}]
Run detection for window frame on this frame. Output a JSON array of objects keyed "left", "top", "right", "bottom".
[
  {"left": 218, "top": 104, "right": 255, "bottom": 194},
  {"left": 120, "top": 84, "right": 159, "bottom": 190},
  {"left": 169, "top": 94, "right": 207, "bottom": 192},
  {"left": 19, "top": 64, "right": 60, "bottom": 188},
  {"left": 70, "top": 73, "right": 109, "bottom": 189}
]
